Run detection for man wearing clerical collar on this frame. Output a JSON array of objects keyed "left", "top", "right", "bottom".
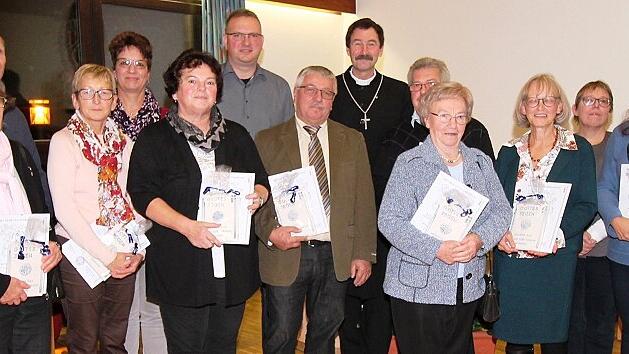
[
  {"left": 218, "top": 9, "right": 294, "bottom": 138},
  {"left": 329, "top": 17, "right": 413, "bottom": 354}
]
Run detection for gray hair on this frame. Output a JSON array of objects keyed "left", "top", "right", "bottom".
[
  {"left": 295, "top": 66, "right": 337, "bottom": 92},
  {"left": 407, "top": 57, "right": 450, "bottom": 85}
]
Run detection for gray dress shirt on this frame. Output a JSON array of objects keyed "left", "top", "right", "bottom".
[{"left": 218, "top": 62, "right": 294, "bottom": 138}]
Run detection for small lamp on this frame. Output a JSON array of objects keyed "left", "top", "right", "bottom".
[{"left": 29, "top": 99, "right": 51, "bottom": 125}]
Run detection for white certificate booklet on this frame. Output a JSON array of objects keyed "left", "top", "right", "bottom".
[
  {"left": 62, "top": 239, "right": 111, "bottom": 289},
  {"left": 510, "top": 181, "right": 571, "bottom": 253},
  {"left": 587, "top": 218, "right": 608, "bottom": 243},
  {"left": 198, "top": 171, "right": 255, "bottom": 245},
  {"left": 62, "top": 219, "right": 152, "bottom": 288},
  {"left": 268, "top": 166, "right": 329, "bottom": 237},
  {"left": 410, "top": 172, "right": 489, "bottom": 241},
  {"left": 0, "top": 214, "right": 50, "bottom": 297},
  {"left": 619, "top": 164, "right": 629, "bottom": 217}
]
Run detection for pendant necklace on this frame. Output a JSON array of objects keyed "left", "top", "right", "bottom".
[
  {"left": 342, "top": 71, "right": 383, "bottom": 130},
  {"left": 436, "top": 146, "right": 462, "bottom": 164}
]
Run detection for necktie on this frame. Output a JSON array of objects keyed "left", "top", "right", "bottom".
[{"left": 303, "top": 125, "right": 330, "bottom": 216}]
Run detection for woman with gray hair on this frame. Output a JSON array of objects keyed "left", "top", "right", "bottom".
[
  {"left": 378, "top": 81, "right": 511, "bottom": 353},
  {"left": 493, "top": 74, "right": 597, "bottom": 354}
]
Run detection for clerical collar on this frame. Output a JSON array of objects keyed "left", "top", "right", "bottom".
[
  {"left": 349, "top": 67, "right": 377, "bottom": 86},
  {"left": 411, "top": 111, "right": 424, "bottom": 127}
]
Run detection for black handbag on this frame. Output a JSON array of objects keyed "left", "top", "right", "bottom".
[{"left": 481, "top": 250, "right": 500, "bottom": 323}]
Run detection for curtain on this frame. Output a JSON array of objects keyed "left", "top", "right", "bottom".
[{"left": 202, "top": 0, "right": 245, "bottom": 62}]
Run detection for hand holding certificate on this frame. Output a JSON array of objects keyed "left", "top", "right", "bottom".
[
  {"left": 268, "top": 166, "right": 329, "bottom": 237},
  {"left": 198, "top": 171, "right": 255, "bottom": 245},
  {"left": 410, "top": 172, "right": 489, "bottom": 241},
  {"left": 509, "top": 181, "right": 571, "bottom": 253},
  {"left": 0, "top": 214, "right": 50, "bottom": 297}
]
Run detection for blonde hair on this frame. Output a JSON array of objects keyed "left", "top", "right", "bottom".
[
  {"left": 71, "top": 64, "right": 116, "bottom": 94},
  {"left": 513, "top": 73, "right": 570, "bottom": 128}
]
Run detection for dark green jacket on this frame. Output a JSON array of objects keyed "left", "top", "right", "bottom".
[{"left": 492, "top": 134, "right": 597, "bottom": 343}]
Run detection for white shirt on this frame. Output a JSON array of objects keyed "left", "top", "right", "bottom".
[{"left": 411, "top": 111, "right": 423, "bottom": 127}]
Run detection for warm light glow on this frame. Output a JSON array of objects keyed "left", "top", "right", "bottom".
[{"left": 29, "top": 99, "right": 51, "bottom": 125}]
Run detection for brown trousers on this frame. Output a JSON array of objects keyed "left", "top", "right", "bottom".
[{"left": 60, "top": 257, "right": 135, "bottom": 353}]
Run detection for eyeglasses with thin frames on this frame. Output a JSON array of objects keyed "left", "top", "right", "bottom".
[
  {"left": 296, "top": 85, "right": 336, "bottom": 100},
  {"left": 524, "top": 96, "right": 559, "bottom": 108},
  {"left": 430, "top": 112, "right": 468, "bottom": 125},
  {"left": 581, "top": 96, "right": 611, "bottom": 108},
  {"left": 75, "top": 88, "right": 115, "bottom": 101},
  {"left": 225, "top": 32, "right": 263, "bottom": 41},
  {"left": 116, "top": 58, "right": 147, "bottom": 70},
  {"left": 409, "top": 80, "right": 437, "bottom": 92}
]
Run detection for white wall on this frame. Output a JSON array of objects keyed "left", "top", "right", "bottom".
[
  {"left": 251, "top": 0, "right": 629, "bottom": 152},
  {"left": 245, "top": 0, "right": 356, "bottom": 88}
]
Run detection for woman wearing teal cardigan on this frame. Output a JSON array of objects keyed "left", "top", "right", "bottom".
[{"left": 493, "top": 74, "right": 597, "bottom": 354}]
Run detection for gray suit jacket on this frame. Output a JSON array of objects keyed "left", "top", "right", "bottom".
[
  {"left": 378, "top": 137, "right": 511, "bottom": 304},
  {"left": 255, "top": 117, "right": 377, "bottom": 286}
]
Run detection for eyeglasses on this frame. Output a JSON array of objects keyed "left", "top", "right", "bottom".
[
  {"left": 581, "top": 96, "right": 612, "bottom": 108},
  {"left": 225, "top": 32, "right": 263, "bottom": 41},
  {"left": 524, "top": 96, "right": 559, "bottom": 108},
  {"left": 116, "top": 58, "right": 147, "bottom": 70},
  {"left": 430, "top": 112, "right": 468, "bottom": 125},
  {"left": 75, "top": 88, "right": 115, "bottom": 101},
  {"left": 409, "top": 80, "right": 437, "bottom": 92},
  {"left": 296, "top": 85, "right": 336, "bottom": 100}
]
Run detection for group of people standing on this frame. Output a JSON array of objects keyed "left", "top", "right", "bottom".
[{"left": 0, "top": 8, "right": 628, "bottom": 354}]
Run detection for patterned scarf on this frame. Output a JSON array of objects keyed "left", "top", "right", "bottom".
[
  {"left": 111, "top": 88, "right": 162, "bottom": 141},
  {"left": 67, "top": 111, "right": 134, "bottom": 226},
  {"left": 167, "top": 105, "right": 225, "bottom": 153}
]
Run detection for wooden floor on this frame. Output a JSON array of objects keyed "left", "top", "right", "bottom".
[
  {"left": 236, "top": 290, "right": 622, "bottom": 354},
  {"left": 236, "top": 289, "right": 264, "bottom": 353}
]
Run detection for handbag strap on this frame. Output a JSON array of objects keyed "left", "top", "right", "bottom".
[{"left": 486, "top": 250, "right": 494, "bottom": 276}]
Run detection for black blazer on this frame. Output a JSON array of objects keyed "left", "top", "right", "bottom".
[
  {"left": 0, "top": 140, "right": 55, "bottom": 296},
  {"left": 128, "top": 119, "right": 269, "bottom": 307}
]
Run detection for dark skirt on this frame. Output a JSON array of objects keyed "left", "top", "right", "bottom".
[{"left": 492, "top": 249, "right": 578, "bottom": 344}]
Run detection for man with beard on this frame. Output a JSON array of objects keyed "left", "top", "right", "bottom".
[{"left": 329, "top": 18, "right": 413, "bottom": 354}]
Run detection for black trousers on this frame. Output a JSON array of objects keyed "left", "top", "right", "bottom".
[
  {"left": 339, "top": 293, "right": 392, "bottom": 354},
  {"left": 0, "top": 296, "right": 51, "bottom": 354},
  {"left": 390, "top": 278, "right": 478, "bottom": 354},
  {"left": 567, "top": 256, "right": 616, "bottom": 354},
  {"left": 159, "top": 279, "right": 245, "bottom": 354},
  {"left": 262, "top": 243, "right": 347, "bottom": 354}
]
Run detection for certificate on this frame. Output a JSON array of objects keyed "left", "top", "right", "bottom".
[
  {"left": 92, "top": 219, "right": 151, "bottom": 254},
  {"left": 62, "top": 240, "right": 110, "bottom": 289},
  {"left": 509, "top": 181, "right": 571, "bottom": 253},
  {"left": 0, "top": 214, "right": 50, "bottom": 297},
  {"left": 61, "top": 218, "right": 152, "bottom": 288},
  {"left": 268, "top": 166, "right": 329, "bottom": 237},
  {"left": 411, "top": 172, "right": 489, "bottom": 241},
  {"left": 198, "top": 171, "right": 255, "bottom": 245},
  {"left": 587, "top": 218, "right": 608, "bottom": 243}
]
